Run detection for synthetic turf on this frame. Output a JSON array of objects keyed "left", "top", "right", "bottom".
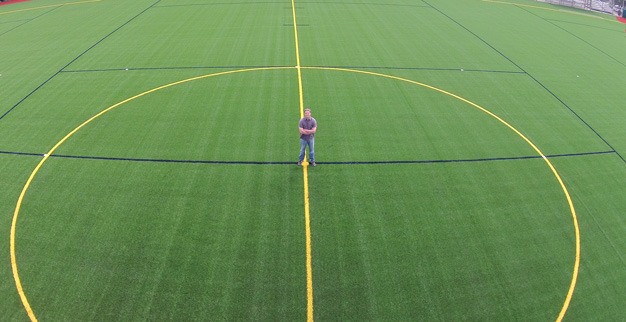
[{"left": 0, "top": 0, "right": 624, "bottom": 320}]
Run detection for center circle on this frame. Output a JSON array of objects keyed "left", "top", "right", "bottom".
[{"left": 12, "top": 67, "right": 579, "bottom": 320}]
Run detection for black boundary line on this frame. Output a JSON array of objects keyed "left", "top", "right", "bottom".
[
  {"left": 0, "top": 150, "right": 617, "bottom": 165},
  {"left": 61, "top": 65, "right": 524, "bottom": 74},
  {"left": 154, "top": 2, "right": 285, "bottom": 8},
  {"left": 60, "top": 65, "right": 288, "bottom": 73},
  {"left": 310, "top": 65, "right": 525, "bottom": 74},
  {"left": 0, "top": 7, "right": 60, "bottom": 40},
  {"left": 0, "top": 18, "right": 31, "bottom": 25},
  {"left": 0, "top": 0, "right": 162, "bottom": 121},
  {"left": 545, "top": 18, "right": 626, "bottom": 34},
  {"left": 521, "top": 7, "right": 626, "bottom": 67},
  {"left": 0, "top": 150, "right": 44, "bottom": 157},
  {"left": 53, "top": 154, "right": 294, "bottom": 165},
  {"left": 0, "top": 2, "right": 61, "bottom": 38},
  {"left": 320, "top": 151, "right": 618, "bottom": 165},
  {"left": 423, "top": 1, "right": 626, "bottom": 164}
]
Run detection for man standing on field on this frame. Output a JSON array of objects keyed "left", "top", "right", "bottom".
[{"left": 298, "top": 108, "right": 317, "bottom": 166}]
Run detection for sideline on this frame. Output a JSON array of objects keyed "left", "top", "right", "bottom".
[
  {"left": 483, "top": 0, "right": 617, "bottom": 22},
  {"left": 0, "top": 0, "right": 100, "bottom": 15}
]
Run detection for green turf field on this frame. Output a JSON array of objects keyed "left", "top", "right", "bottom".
[{"left": 1, "top": 0, "right": 625, "bottom": 320}]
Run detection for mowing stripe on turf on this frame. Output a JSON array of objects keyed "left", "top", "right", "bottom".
[{"left": 291, "top": 1, "right": 315, "bottom": 321}]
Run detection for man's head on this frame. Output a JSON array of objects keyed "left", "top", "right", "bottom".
[{"left": 304, "top": 108, "right": 312, "bottom": 119}]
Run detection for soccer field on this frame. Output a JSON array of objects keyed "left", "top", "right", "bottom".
[{"left": 1, "top": 0, "right": 625, "bottom": 320}]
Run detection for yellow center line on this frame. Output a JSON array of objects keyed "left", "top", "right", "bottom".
[
  {"left": 290, "top": 1, "right": 314, "bottom": 321},
  {"left": 0, "top": 0, "right": 101, "bottom": 16},
  {"left": 292, "top": 0, "right": 305, "bottom": 118},
  {"left": 302, "top": 161, "right": 314, "bottom": 322}
]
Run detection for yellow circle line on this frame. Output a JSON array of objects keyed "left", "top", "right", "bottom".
[
  {"left": 10, "top": 66, "right": 293, "bottom": 321},
  {"left": 0, "top": 0, "right": 101, "bottom": 16},
  {"left": 11, "top": 66, "right": 579, "bottom": 321}
]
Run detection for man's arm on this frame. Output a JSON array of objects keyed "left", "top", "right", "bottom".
[{"left": 300, "top": 127, "right": 316, "bottom": 135}]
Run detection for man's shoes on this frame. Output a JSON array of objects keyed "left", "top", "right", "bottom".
[{"left": 297, "top": 161, "right": 316, "bottom": 166}]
